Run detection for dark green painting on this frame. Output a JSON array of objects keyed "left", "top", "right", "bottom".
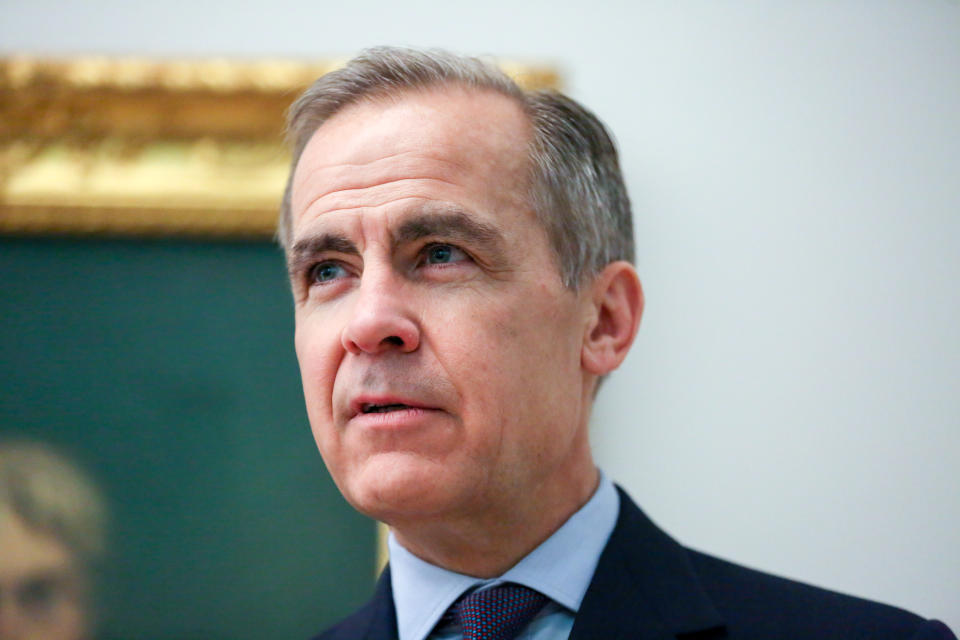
[{"left": 0, "top": 236, "right": 375, "bottom": 640}]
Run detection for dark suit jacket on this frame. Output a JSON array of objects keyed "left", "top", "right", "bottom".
[{"left": 315, "top": 487, "right": 956, "bottom": 639}]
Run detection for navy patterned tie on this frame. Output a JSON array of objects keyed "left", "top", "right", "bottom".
[{"left": 446, "top": 583, "right": 549, "bottom": 640}]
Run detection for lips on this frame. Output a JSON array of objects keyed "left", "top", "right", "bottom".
[{"left": 348, "top": 395, "right": 436, "bottom": 419}]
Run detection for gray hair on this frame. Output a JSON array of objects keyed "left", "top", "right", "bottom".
[
  {"left": 279, "top": 46, "right": 634, "bottom": 288},
  {"left": 0, "top": 441, "right": 106, "bottom": 568}
]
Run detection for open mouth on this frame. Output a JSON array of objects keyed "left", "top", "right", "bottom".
[{"left": 361, "top": 403, "right": 416, "bottom": 414}]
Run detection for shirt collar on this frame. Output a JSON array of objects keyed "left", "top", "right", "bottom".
[{"left": 389, "top": 471, "right": 620, "bottom": 640}]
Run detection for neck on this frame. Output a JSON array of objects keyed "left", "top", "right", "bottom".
[{"left": 391, "top": 454, "right": 599, "bottom": 578}]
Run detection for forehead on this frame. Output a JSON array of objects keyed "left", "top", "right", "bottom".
[{"left": 290, "top": 86, "right": 533, "bottom": 234}]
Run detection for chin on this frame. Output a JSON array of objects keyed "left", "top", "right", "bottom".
[{"left": 341, "top": 452, "right": 468, "bottom": 523}]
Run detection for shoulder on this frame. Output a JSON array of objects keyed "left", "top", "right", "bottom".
[
  {"left": 594, "top": 487, "right": 956, "bottom": 640},
  {"left": 686, "top": 549, "right": 954, "bottom": 639}
]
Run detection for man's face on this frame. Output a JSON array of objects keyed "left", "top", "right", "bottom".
[
  {"left": 0, "top": 509, "right": 88, "bottom": 640},
  {"left": 288, "top": 87, "right": 596, "bottom": 526}
]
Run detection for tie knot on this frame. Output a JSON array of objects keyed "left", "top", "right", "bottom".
[{"left": 447, "top": 583, "right": 549, "bottom": 640}]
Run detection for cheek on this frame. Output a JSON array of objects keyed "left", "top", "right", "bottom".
[
  {"left": 488, "top": 288, "right": 582, "bottom": 373},
  {"left": 294, "top": 313, "right": 344, "bottom": 440},
  {"left": 295, "top": 312, "right": 340, "bottom": 387},
  {"left": 478, "top": 290, "right": 585, "bottom": 425},
  {"left": 428, "top": 287, "right": 580, "bottom": 422}
]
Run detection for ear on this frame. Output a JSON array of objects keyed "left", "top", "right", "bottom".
[{"left": 581, "top": 261, "right": 644, "bottom": 376}]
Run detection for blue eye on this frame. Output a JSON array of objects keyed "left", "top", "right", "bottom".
[
  {"left": 424, "top": 244, "right": 466, "bottom": 265},
  {"left": 310, "top": 262, "right": 346, "bottom": 283}
]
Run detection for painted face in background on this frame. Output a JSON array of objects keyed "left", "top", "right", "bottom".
[
  {"left": 289, "top": 87, "right": 597, "bottom": 527},
  {"left": 0, "top": 508, "right": 89, "bottom": 640}
]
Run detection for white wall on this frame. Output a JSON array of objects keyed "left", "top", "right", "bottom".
[{"left": 4, "top": 0, "right": 957, "bottom": 630}]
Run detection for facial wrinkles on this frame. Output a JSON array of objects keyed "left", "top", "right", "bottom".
[
  {"left": 298, "top": 177, "right": 472, "bottom": 230},
  {"left": 292, "top": 106, "right": 526, "bottom": 233},
  {"left": 292, "top": 145, "right": 475, "bottom": 224},
  {"left": 349, "top": 359, "right": 456, "bottom": 414}
]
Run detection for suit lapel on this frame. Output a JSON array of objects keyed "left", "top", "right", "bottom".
[
  {"left": 570, "top": 487, "right": 726, "bottom": 640},
  {"left": 361, "top": 567, "right": 398, "bottom": 640}
]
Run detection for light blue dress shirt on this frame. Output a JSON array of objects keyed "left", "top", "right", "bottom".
[{"left": 388, "top": 472, "right": 620, "bottom": 640}]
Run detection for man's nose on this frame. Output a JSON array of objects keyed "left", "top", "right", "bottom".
[{"left": 341, "top": 272, "right": 420, "bottom": 355}]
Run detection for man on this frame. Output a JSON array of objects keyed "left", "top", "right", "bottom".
[{"left": 279, "top": 47, "right": 955, "bottom": 640}]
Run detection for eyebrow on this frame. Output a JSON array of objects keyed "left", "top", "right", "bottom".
[
  {"left": 288, "top": 233, "right": 358, "bottom": 278},
  {"left": 393, "top": 208, "right": 505, "bottom": 254},
  {"left": 286, "top": 206, "right": 508, "bottom": 279}
]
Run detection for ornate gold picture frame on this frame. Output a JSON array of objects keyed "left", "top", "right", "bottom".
[{"left": 0, "top": 56, "right": 559, "bottom": 239}]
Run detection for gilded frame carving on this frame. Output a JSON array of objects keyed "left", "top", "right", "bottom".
[{"left": 0, "top": 56, "right": 559, "bottom": 239}]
